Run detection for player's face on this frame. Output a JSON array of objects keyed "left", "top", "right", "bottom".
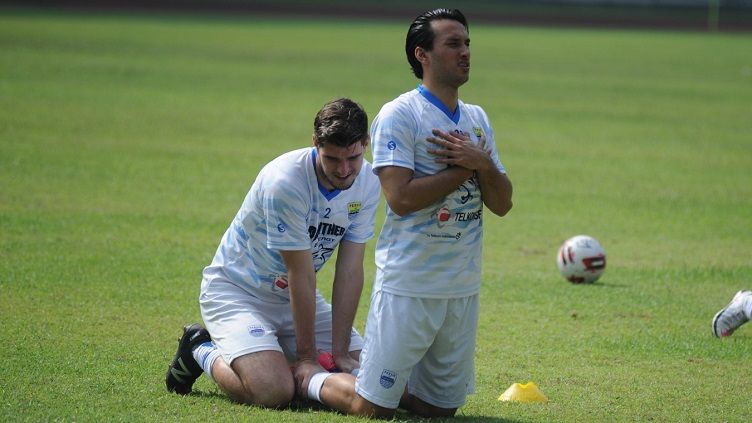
[
  {"left": 424, "top": 19, "right": 470, "bottom": 88},
  {"left": 315, "top": 140, "right": 367, "bottom": 191}
]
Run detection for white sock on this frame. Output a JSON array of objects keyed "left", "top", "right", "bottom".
[
  {"left": 192, "top": 341, "right": 221, "bottom": 381},
  {"left": 307, "top": 372, "right": 333, "bottom": 403}
]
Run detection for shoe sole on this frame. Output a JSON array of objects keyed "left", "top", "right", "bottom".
[
  {"left": 712, "top": 307, "right": 729, "bottom": 338},
  {"left": 712, "top": 290, "right": 751, "bottom": 338}
]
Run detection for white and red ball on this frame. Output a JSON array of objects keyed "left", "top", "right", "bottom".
[{"left": 556, "top": 235, "right": 606, "bottom": 284}]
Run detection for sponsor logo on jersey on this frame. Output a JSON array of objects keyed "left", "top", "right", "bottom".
[
  {"left": 274, "top": 276, "right": 288, "bottom": 290},
  {"left": 248, "top": 325, "right": 265, "bottom": 338},
  {"left": 426, "top": 232, "right": 463, "bottom": 240},
  {"left": 431, "top": 205, "right": 482, "bottom": 226},
  {"left": 347, "top": 201, "right": 361, "bottom": 218},
  {"left": 432, "top": 204, "right": 451, "bottom": 228},
  {"left": 309, "top": 222, "right": 346, "bottom": 240},
  {"left": 455, "top": 209, "right": 482, "bottom": 222},
  {"left": 380, "top": 369, "right": 396, "bottom": 389},
  {"left": 387, "top": 140, "right": 397, "bottom": 150}
]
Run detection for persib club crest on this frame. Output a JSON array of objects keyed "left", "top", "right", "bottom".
[
  {"left": 473, "top": 126, "right": 484, "bottom": 139},
  {"left": 380, "top": 369, "right": 396, "bottom": 389},
  {"left": 248, "top": 325, "right": 265, "bottom": 338},
  {"left": 347, "top": 201, "right": 361, "bottom": 219}
]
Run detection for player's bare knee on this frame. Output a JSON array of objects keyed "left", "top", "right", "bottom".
[
  {"left": 231, "top": 383, "right": 293, "bottom": 408},
  {"left": 249, "top": 376, "right": 294, "bottom": 408},
  {"left": 253, "top": 385, "right": 294, "bottom": 408}
]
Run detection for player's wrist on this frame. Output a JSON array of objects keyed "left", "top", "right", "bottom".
[
  {"left": 295, "top": 349, "right": 317, "bottom": 363},
  {"left": 477, "top": 154, "right": 496, "bottom": 172},
  {"left": 330, "top": 345, "right": 350, "bottom": 357},
  {"left": 295, "top": 356, "right": 317, "bottom": 366}
]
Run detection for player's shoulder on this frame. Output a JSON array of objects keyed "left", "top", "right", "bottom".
[
  {"left": 374, "top": 89, "right": 428, "bottom": 129},
  {"left": 257, "top": 148, "right": 313, "bottom": 189},
  {"left": 264, "top": 148, "right": 310, "bottom": 173},
  {"left": 272, "top": 147, "right": 311, "bottom": 165},
  {"left": 378, "top": 89, "right": 424, "bottom": 115}
]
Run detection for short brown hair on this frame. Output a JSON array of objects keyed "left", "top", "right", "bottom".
[{"left": 313, "top": 98, "right": 369, "bottom": 147}]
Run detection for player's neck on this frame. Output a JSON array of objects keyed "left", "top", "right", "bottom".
[
  {"left": 421, "top": 81, "right": 459, "bottom": 114},
  {"left": 314, "top": 157, "right": 336, "bottom": 192}
]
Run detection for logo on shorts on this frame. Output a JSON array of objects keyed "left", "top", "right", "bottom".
[
  {"left": 387, "top": 140, "right": 397, "bottom": 151},
  {"left": 380, "top": 369, "right": 396, "bottom": 389},
  {"left": 277, "top": 223, "right": 286, "bottom": 233},
  {"left": 248, "top": 325, "right": 265, "bottom": 338}
]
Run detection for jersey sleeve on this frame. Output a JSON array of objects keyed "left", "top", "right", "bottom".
[
  {"left": 371, "top": 101, "right": 416, "bottom": 172},
  {"left": 262, "top": 179, "right": 311, "bottom": 251}
]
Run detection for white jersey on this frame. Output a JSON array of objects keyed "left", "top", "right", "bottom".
[
  {"left": 371, "top": 86, "right": 506, "bottom": 298},
  {"left": 202, "top": 147, "right": 380, "bottom": 304}
]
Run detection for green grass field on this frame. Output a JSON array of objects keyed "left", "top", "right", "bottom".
[{"left": 1, "top": 9, "right": 751, "bottom": 422}]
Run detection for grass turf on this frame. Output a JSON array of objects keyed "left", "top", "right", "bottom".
[{"left": 1, "top": 9, "right": 751, "bottom": 422}]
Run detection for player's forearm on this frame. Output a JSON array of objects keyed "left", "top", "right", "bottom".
[
  {"left": 288, "top": 272, "right": 318, "bottom": 360},
  {"left": 331, "top": 269, "right": 363, "bottom": 356},
  {"left": 385, "top": 166, "right": 472, "bottom": 216},
  {"left": 477, "top": 169, "right": 513, "bottom": 217}
]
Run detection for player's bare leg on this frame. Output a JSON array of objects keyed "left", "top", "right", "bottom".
[
  {"left": 298, "top": 371, "right": 393, "bottom": 418},
  {"left": 306, "top": 372, "right": 457, "bottom": 418},
  {"left": 327, "top": 374, "right": 395, "bottom": 418},
  {"left": 211, "top": 351, "right": 295, "bottom": 408}
]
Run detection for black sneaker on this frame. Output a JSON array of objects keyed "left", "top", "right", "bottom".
[{"left": 165, "top": 323, "right": 211, "bottom": 395}]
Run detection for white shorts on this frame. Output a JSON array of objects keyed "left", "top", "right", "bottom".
[
  {"left": 355, "top": 290, "right": 479, "bottom": 409},
  {"left": 199, "top": 279, "right": 364, "bottom": 365}
]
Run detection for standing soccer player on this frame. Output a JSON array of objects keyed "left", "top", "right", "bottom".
[
  {"left": 295, "top": 8, "right": 513, "bottom": 418},
  {"left": 165, "top": 98, "right": 380, "bottom": 408}
]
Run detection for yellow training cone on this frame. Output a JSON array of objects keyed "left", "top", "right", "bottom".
[{"left": 498, "top": 382, "right": 548, "bottom": 403}]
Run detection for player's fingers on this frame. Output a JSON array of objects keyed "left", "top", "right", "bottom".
[
  {"left": 431, "top": 129, "right": 462, "bottom": 143},
  {"left": 426, "top": 136, "right": 453, "bottom": 148}
]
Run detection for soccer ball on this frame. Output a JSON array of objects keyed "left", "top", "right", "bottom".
[{"left": 556, "top": 235, "right": 606, "bottom": 284}]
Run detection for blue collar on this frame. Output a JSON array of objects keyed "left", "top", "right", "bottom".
[
  {"left": 311, "top": 148, "right": 341, "bottom": 200},
  {"left": 417, "top": 84, "right": 460, "bottom": 124}
]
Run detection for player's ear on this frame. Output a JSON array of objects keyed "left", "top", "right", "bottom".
[
  {"left": 312, "top": 134, "right": 319, "bottom": 147},
  {"left": 415, "top": 46, "right": 428, "bottom": 65}
]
